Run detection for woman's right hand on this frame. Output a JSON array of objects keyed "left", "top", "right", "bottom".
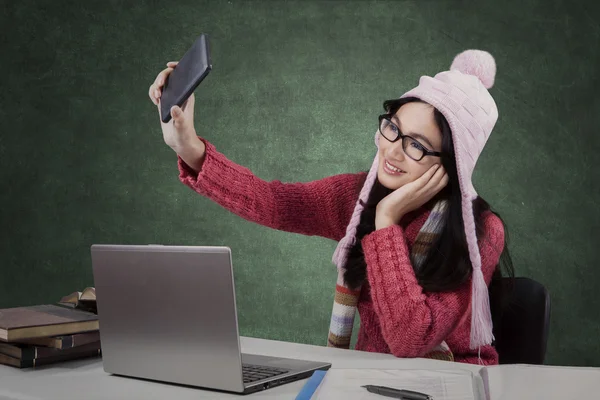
[{"left": 149, "top": 61, "right": 198, "bottom": 151}]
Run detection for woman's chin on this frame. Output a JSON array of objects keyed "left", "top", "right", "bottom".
[{"left": 377, "top": 169, "right": 407, "bottom": 190}]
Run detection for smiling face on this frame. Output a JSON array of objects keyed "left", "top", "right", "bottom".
[{"left": 377, "top": 101, "right": 444, "bottom": 190}]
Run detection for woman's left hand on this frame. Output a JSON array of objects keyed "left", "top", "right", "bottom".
[{"left": 375, "top": 164, "right": 449, "bottom": 230}]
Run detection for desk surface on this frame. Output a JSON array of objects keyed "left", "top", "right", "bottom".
[
  {"left": 0, "top": 336, "right": 598, "bottom": 400},
  {"left": 0, "top": 336, "right": 481, "bottom": 399}
]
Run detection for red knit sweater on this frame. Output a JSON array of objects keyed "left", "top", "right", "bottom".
[{"left": 177, "top": 137, "right": 504, "bottom": 365}]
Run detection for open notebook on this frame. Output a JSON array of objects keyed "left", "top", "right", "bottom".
[{"left": 308, "top": 364, "right": 600, "bottom": 400}]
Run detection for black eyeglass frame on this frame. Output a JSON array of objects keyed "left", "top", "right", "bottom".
[{"left": 378, "top": 114, "right": 443, "bottom": 161}]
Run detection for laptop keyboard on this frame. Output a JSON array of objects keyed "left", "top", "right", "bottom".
[{"left": 242, "top": 363, "right": 289, "bottom": 384}]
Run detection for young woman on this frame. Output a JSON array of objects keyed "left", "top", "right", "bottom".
[{"left": 148, "top": 49, "right": 514, "bottom": 365}]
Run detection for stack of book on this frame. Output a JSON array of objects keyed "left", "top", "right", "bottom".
[{"left": 0, "top": 287, "right": 101, "bottom": 368}]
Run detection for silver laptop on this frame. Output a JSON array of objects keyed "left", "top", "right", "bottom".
[{"left": 90, "top": 244, "right": 331, "bottom": 395}]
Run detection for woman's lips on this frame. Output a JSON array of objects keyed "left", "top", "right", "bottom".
[{"left": 384, "top": 160, "right": 406, "bottom": 175}]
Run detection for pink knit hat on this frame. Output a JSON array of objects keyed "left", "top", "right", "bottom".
[{"left": 332, "top": 49, "right": 499, "bottom": 350}]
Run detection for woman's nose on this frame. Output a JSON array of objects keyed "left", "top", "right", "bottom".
[{"left": 386, "top": 141, "right": 406, "bottom": 161}]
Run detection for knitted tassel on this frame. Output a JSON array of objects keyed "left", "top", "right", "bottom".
[
  {"left": 470, "top": 266, "right": 494, "bottom": 349},
  {"left": 332, "top": 150, "right": 380, "bottom": 268},
  {"left": 462, "top": 194, "right": 495, "bottom": 349}
]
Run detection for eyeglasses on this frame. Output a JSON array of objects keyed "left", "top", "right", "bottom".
[{"left": 378, "top": 114, "right": 442, "bottom": 162}]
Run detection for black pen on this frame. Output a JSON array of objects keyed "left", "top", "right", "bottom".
[{"left": 362, "top": 385, "right": 433, "bottom": 400}]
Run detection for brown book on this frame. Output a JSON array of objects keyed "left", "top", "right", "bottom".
[
  {"left": 0, "top": 305, "right": 99, "bottom": 342},
  {"left": 0, "top": 340, "right": 101, "bottom": 360},
  {"left": 0, "top": 342, "right": 101, "bottom": 368},
  {"left": 16, "top": 331, "right": 101, "bottom": 350},
  {"left": 58, "top": 287, "right": 97, "bottom": 314}
]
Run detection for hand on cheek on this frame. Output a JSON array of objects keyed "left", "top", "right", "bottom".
[{"left": 375, "top": 164, "right": 449, "bottom": 230}]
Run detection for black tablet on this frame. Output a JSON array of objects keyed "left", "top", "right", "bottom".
[{"left": 160, "top": 34, "right": 212, "bottom": 123}]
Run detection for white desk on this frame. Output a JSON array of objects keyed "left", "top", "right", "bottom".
[{"left": 0, "top": 336, "right": 597, "bottom": 399}]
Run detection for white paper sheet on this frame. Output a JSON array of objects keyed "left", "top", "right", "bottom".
[
  {"left": 312, "top": 368, "right": 486, "bottom": 400},
  {"left": 481, "top": 364, "right": 600, "bottom": 400}
]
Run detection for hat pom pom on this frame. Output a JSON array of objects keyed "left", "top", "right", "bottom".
[{"left": 450, "top": 50, "right": 496, "bottom": 89}]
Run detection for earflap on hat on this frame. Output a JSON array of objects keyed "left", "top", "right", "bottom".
[
  {"left": 332, "top": 130, "right": 382, "bottom": 270},
  {"left": 450, "top": 49, "right": 499, "bottom": 348}
]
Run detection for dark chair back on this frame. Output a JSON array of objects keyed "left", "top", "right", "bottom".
[{"left": 489, "top": 276, "right": 551, "bottom": 364}]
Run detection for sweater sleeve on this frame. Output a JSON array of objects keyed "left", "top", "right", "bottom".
[
  {"left": 177, "top": 137, "right": 364, "bottom": 242},
  {"left": 361, "top": 212, "right": 504, "bottom": 358}
]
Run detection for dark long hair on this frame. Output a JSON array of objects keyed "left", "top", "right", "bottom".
[{"left": 343, "top": 97, "right": 515, "bottom": 296}]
